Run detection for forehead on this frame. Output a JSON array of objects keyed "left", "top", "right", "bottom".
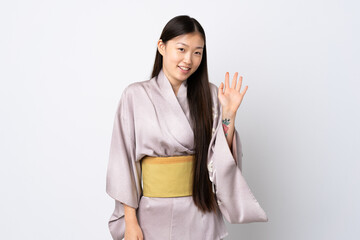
[{"left": 169, "top": 32, "right": 204, "bottom": 48}]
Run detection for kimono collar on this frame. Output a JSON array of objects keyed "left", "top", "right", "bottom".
[
  {"left": 155, "top": 68, "right": 194, "bottom": 151},
  {"left": 157, "top": 68, "right": 188, "bottom": 100}
]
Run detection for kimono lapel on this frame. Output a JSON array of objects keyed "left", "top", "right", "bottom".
[{"left": 155, "top": 68, "right": 194, "bottom": 151}]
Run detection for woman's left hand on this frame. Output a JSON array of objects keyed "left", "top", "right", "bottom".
[{"left": 218, "top": 72, "right": 248, "bottom": 115}]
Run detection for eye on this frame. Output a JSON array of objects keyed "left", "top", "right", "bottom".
[
  {"left": 178, "top": 48, "right": 185, "bottom": 52},
  {"left": 195, "top": 52, "right": 202, "bottom": 55}
]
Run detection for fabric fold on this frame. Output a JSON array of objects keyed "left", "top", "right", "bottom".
[{"left": 106, "top": 88, "right": 142, "bottom": 240}]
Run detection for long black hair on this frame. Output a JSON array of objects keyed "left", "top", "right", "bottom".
[{"left": 151, "top": 15, "right": 217, "bottom": 213}]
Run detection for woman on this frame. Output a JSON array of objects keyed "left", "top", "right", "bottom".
[{"left": 106, "top": 15, "right": 268, "bottom": 240}]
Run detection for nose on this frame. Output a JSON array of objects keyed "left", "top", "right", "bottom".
[{"left": 183, "top": 52, "right": 192, "bottom": 65}]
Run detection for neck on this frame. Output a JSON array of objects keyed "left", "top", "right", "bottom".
[{"left": 162, "top": 68, "right": 182, "bottom": 97}]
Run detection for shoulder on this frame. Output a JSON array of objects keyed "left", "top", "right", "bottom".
[
  {"left": 115, "top": 78, "right": 153, "bottom": 117},
  {"left": 208, "top": 82, "right": 222, "bottom": 119},
  {"left": 209, "top": 82, "right": 219, "bottom": 96},
  {"left": 114, "top": 77, "right": 153, "bottom": 114},
  {"left": 123, "top": 78, "right": 151, "bottom": 96},
  {"left": 119, "top": 76, "right": 154, "bottom": 102},
  {"left": 208, "top": 82, "right": 220, "bottom": 104}
]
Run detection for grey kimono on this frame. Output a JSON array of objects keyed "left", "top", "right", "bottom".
[{"left": 106, "top": 69, "right": 268, "bottom": 240}]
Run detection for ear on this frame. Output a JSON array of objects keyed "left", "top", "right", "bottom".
[{"left": 157, "top": 39, "right": 165, "bottom": 56}]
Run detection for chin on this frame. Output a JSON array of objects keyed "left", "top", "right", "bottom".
[{"left": 176, "top": 77, "right": 187, "bottom": 82}]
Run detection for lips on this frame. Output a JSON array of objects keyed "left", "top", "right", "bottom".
[
  {"left": 178, "top": 66, "right": 191, "bottom": 73},
  {"left": 179, "top": 66, "right": 190, "bottom": 70}
]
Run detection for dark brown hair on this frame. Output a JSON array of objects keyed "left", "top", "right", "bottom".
[{"left": 151, "top": 15, "right": 217, "bottom": 213}]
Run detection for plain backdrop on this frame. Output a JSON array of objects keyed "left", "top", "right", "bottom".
[{"left": 1, "top": 0, "right": 359, "bottom": 239}]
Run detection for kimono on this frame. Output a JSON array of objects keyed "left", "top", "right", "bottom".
[{"left": 106, "top": 68, "right": 268, "bottom": 240}]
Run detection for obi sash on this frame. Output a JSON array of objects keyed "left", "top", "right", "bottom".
[{"left": 141, "top": 155, "right": 195, "bottom": 197}]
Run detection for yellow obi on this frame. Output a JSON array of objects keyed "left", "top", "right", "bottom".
[{"left": 141, "top": 155, "right": 195, "bottom": 197}]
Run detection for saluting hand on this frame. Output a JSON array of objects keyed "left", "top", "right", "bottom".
[{"left": 218, "top": 72, "right": 248, "bottom": 115}]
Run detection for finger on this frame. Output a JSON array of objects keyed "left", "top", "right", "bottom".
[
  {"left": 218, "top": 82, "right": 224, "bottom": 97},
  {"left": 240, "top": 85, "right": 248, "bottom": 96},
  {"left": 236, "top": 75, "right": 243, "bottom": 92},
  {"left": 224, "top": 72, "right": 229, "bottom": 91},
  {"left": 231, "top": 72, "right": 238, "bottom": 89}
]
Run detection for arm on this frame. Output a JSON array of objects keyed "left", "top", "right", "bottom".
[
  {"left": 123, "top": 203, "right": 138, "bottom": 225},
  {"left": 221, "top": 110, "right": 236, "bottom": 150},
  {"left": 206, "top": 73, "right": 268, "bottom": 224},
  {"left": 218, "top": 72, "right": 246, "bottom": 157},
  {"left": 123, "top": 203, "right": 143, "bottom": 239},
  {"left": 207, "top": 100, "right": 268, "bottom": 224},
  {"left": 106, "top": 87, "right": 143, "bottom": 239}
]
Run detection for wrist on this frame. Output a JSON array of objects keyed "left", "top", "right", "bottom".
[
  {"left": 222, "top": 109, "right": 236, "bottom": 119},
  {"left": 125, "top": 217, "right": 139, "bottom": 225}
]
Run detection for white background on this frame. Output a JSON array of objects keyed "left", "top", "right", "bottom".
[{"left": 1, "top": 0, "right": 359, "bottom": 239}]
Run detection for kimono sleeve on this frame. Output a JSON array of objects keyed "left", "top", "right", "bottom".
[
  {"left": 106, "top": 88, "right": 142, "bottom": 240},
  {"left": 207, "top": 96, "right": 269, "bottom": 224}
]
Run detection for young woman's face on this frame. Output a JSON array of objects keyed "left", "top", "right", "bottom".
[{"left": 158, "top": 32, "right": 204, "bottom": 85}]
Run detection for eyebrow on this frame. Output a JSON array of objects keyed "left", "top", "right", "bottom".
[{"left": 176, "top": 42, "right": 204, "bottom": 49}]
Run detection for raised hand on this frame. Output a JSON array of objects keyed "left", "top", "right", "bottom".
[{"left": 218, "top": 72, "right": 248, "bottom": 115}]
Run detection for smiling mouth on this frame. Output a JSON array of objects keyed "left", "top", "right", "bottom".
[{"left": 178, "top": 66, "right": 191, "bottom": 71}]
